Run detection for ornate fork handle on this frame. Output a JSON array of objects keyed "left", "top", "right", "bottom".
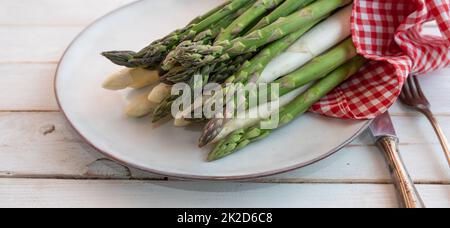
[{"left": 418, "top": 108, "right": 450, "bottom": 166}]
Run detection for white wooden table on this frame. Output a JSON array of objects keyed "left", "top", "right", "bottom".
[{"left": 0, "top": 0, "right": 449, "bottom": 208}]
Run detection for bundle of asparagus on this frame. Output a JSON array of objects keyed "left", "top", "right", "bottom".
[
  {"left": 101, "top": 0, "right": 367, "bottom": 162},
  {"left": 199, "top": 37, "right": 358, "bottom": 146},
  {"left": 165, "top": 0, "right": 351, "bottom": 70},
  {"left": 208, "top": 56, "right": 367, "bottom": 161},
  {"left": 102, "top": 0, "right": 251, "bottom": 68},
  {"left": 181, "top": 4, "right": 353, "bottom": 131}
]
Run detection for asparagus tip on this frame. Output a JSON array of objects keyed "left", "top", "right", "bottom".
[
  {"left": 207, "top": 153, "right": 219, "bottom": 162},
  {"left": 151, "top": 116, "right": 163, "bottom": 123},
  {"left": 198, "top": 118, "right": 225, "bottom": 147},
  {"left": 198, "top": 141, "right": 208, "bottom": 148},
  {"left": 101, "top": 51, "right": 137, "bottom": 67},
  {"left": 148, "top": 83, "right": 172, "bottom": 103},
  {"left": 102, "top": 68, "right": 133, "bottom": 91},
  {"left": 174, "top": 118, "right": 191, "bottom": 127}
]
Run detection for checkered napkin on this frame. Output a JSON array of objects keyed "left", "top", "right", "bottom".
[{"left": 310, "top": 0, "right": 450, "bottom": 119}]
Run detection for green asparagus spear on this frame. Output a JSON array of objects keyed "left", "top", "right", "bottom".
[
  {"left": 215, "top": 0, "right": 285, "bottom": 43},
  {"left": 208, "top": 55, "right": 367, "bottom": 161},
  {"left": 275, "top": 38, "right": 357, "bottom": 95},
  {"left": 249, "top": 0, "right": 315, "bottom": 32},
  {"left": 226, "top": 17, "right": 324, "bottom": 85},
  {"left": 162, "top": 10, "right": 243, "bottom": 73},
  {"left": 102, "top": 0, "right": 252, "bottom": 68},
  {"left": 198, "top": 38, "right": 356, "bottom": 147},
  {"left": 172, "top": 0, "right": 352, "bottom": 69},
  {"left": 164, "top": 14, "right": 325, "bottom": 116},
  {"left": 242, "top": 38, "right": 357, "bottom": 111},
  {"left": 167, "top": 17, "right": 325, "bottom": 131},
  {"left": 162, "top": 1, "right": 256, "bottom": 72},
  {"left": 154, "top": 53, "right": 255, "bottom": 122},
  {"left": 188, "top": 1, "right": 231, "bottom": 25},
  {"left": 209, "top": 53, "right": 257, "bottom": 83},
  {"left": 152, "top": 94, "right": 179, "bottom": 123},
  {"left": 196, "top": 18, "right": 324, "bottom": 144},
  {"left": 153, "top": 66, "right": 212, "bottom": 123},
  {"left": 239, "top": 37, "right": 357, "bottom": 106}
]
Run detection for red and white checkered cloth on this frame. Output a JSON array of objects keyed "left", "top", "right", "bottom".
[{"left": 311, "top": 0, "right": 450, "bottom": 119}]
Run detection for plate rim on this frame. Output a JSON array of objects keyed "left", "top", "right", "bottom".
[{"left": 54, "top": 0, "right": 372, "bottom": 181}]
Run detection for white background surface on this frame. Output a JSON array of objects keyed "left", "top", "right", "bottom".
[{"left": 0, "top": 0, "right": 448, "bottom": 208}]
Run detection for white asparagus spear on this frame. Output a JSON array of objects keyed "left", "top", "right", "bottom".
[
  {"left": 148, "top": 83, "right": 172, "bottom": 104},
  {"left": 103, "top": 68, "right": 160, "bottom": 90},
  {"left": 128, "top": 68, "right": 160, "bottom": 89},
  {"left": 174, "top": 118, "right": 192, "bottom": 127},
  {"left": 258, "top": 4, "right": 352, "bottom": 83},
  {"left": 125, "top": 94, "right": 159, "bottom": 118}
]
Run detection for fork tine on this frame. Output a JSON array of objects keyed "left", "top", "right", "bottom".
[
  {"left": 402, "top": 77, "right": 413, "bottom": 99},
  {"left": 399, "top": 88, "right": 406, "bottom": 101},
  {"left": 412, "top": 75, "right": 426, "bottom": 98},
  {"left": 407, "top": 76, "right": 419, "bottom": 98}
]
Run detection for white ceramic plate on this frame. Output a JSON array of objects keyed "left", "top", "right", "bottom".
[{"left": 55, "top": 0, "right": 370, "bottom": 180}]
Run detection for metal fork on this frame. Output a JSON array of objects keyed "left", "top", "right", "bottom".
[{"left": 399, "top": 75, "right": 450, "bottom": 166}]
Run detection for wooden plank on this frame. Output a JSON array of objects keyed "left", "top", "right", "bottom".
[
  {"left": 353, "top": 114, "right": 450, "bottom": 145},
  {"left": 0, "top": 112, "right": 448, "bottom": 182},
  {"left": 0, "top": 64, "right": 58, "bottom": 110},
  {"left": 0, "top": 0, "right": 136, "bottom": 26},
  {"left": 267, "top": 144, "right": 449, "bottom": 184},
  {"left": 0, "top": 26, "right": 83, "bottom": 63},
  {"left": 0, "top": 179, "right": 447, "bottom": 208},
  {"left": 0, "top": 0, "right": 441, "bottom": 28},
  {"left": 0, "top": 112, "right": 163, "bottom": 179},
  {"left": 0, "top": 18, "right": 440, "bottom": 63},
  {"left": 390, "top": 68, "right": 450, "bottom": 115}
]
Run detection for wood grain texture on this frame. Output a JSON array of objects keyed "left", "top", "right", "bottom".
[
  {"left": 0, "top": 0, "right": 441, "bottom": 64},
  {"left": 389, "top": 68, "right": 450, "bottom": 115},
  {"left": 0, "top": 26, "right": 83, "bottom": 63},
  {"left": 0, "top": 0, "right": 448, "bottom": 208},
  {"left": 0, "top": 112, "right": 164, "bottom": 179},
  {"left": 0, "top": 112, "right": 448, "bottom": 182},
  {"left": 0, "top": 0, "right": 136, "bottom": 26},
  {"left": 0, "top": 64, "right": 58, "bottom": 110},
  {"left": 0, "top": 19, "right": 440, "bottom": 61},
  {"left": 0, "top": 178, "right": 448, "bottom": 208}
]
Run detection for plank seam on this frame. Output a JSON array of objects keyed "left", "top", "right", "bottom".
[
  {"left": 0, "top": 24, "right": 90, "bottom": 27},
  {"left": 0, "top": 110, "right": 60, "bottom": 113},
  {"left": 1, "top": 110, "right": 450, "bottom": 116},
  {"left": 0, "top": 61, "right": 59, "bottom": 64},
  {"left": 0, "top": 175, "right": 447, "bottom": 185}
]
